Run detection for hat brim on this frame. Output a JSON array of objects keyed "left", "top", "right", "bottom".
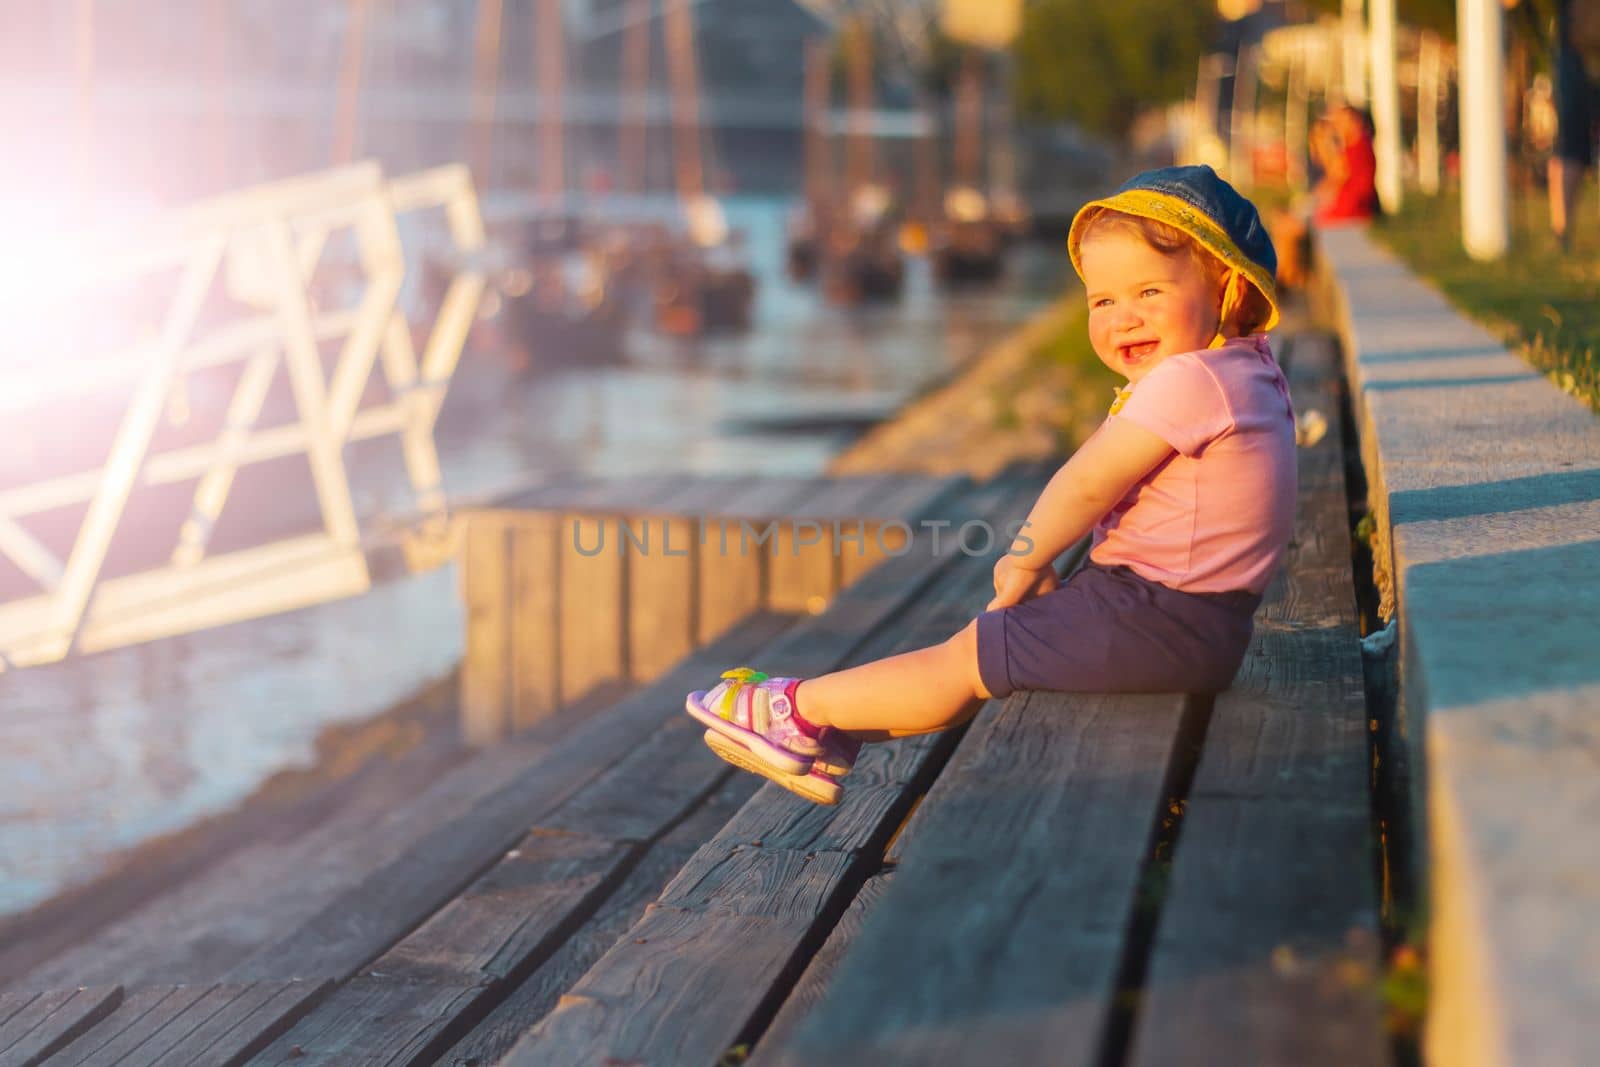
[{"left": 1068, "top": 189, "right": 1280, "bottom": 333}]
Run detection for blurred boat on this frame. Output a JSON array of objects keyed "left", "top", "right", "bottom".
[{"left": 931, "top": 185, "right": 1005, "bottom": 284}]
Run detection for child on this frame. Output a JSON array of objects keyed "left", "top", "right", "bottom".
[{"left": 687, "top": 165, "right": 1297, "bottom": 805}]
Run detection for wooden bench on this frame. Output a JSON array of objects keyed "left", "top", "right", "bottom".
[
  {"left": 761, "top": 335, "right": 1387, "bottom": 1066},
  {"left": 1, "top": 343, "right": 1388, "bottom": 1065},
  {"left": 477, "top": 336, "right": 1388, "bottom": 1067},
  {"left": 458, "top": 473, "right": 965, "bottom": 742},
  {"left": 1316, "top": 226, "right": 1600, "bottom": 1067},
  {"left": 0, "top": 470, "right": 1016, "bottom": 1064}
]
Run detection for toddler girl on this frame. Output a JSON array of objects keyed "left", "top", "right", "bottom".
[{"left": 686, "top": 165, "right": 1297, "bottom": 805}]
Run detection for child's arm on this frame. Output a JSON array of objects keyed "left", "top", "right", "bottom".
[{"left": 988, "top": 418, "right": 1174, "bottom": 609}]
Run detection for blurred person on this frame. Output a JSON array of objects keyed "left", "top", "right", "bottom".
[
  {"left": 684, "top": 166, "right": 1295, "bottom": 806},
  {"left": 1550, "top": 0, "right": 1600, "bottom": 250},
  {"left": 1316, "top": 106, "right": 1381, "bottom": 225},
  {"left": 1270, "top": 107, "right": 1380, "bottom": 289}
]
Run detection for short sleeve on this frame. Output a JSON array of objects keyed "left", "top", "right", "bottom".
[{"left": 1112, "top": 354, "right": 1233, "bottom": 457}]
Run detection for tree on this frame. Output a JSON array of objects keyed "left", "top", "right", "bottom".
[
  {"left": 1011, "top": 0, "right": 1218, "bottom": 141},
  {"left": 1306, "top": 0, "right": 1556, "bottom": 51}
]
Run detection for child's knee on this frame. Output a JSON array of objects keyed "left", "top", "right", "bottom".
[{"left": 947, "top": 619, "right": 992, "bottom": 700}]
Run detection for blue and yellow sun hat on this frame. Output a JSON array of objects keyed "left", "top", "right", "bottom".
[{"left": 1067, "top": 164, "right": 1279, "bottom": 336}]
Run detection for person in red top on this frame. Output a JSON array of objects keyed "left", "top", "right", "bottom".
[
  {"left": 1271, "top": 106, "right": 1380, "bottom": 288},
  {"left": 1315, "top": 106, "right": 1381, "bottom": 226}
]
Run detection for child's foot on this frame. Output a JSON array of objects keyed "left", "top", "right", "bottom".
[
  {"left": 702, "top": 730, "right": 843, "bottom": 805},
  {"left": 814, "top": 729, "right": 862, "bottom": 779},
  {"left": 685, "top": 668, "right": 822, "bottom": 777}
]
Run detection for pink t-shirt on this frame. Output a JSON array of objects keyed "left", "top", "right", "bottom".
[{"left": 1090, "top": 334, "right": 1297, "bottom": 595}]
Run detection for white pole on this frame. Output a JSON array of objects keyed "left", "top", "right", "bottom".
[
  {"left": 1457, "top": 0, "right": 1508, "bottom": 260},
  {"left": 1417, "top": 30, "right": 1442, "bottom": 195},
  {"left": 1286, "top": 39, "right": 1310, "bottom": 193},
  {"left": 1342, "top": 0, "right": 1367, "bottom": 107},
  {"left": 1368, "top": 0, "right": 1403, "bottom": 211},
  {"left": 1229, "top": 45, "right": 1258, "bottom": 190},
  {"left": 1193, "top": 54, "right": 1224, "bottom": 169}
]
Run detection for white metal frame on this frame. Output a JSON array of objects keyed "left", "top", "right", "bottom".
[{"left": 0, "top": 163, "right": 485, "bottom": 671}]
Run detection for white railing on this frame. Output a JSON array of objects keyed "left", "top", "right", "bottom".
[{"left": 0, "top": 162, "right": 486, "bottom": 671}]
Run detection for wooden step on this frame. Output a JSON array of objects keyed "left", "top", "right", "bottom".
[{"left": 496, "top": 481, "right": 1041, "bottom": 1066}]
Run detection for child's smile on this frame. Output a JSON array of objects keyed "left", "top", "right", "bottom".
[
  {"left": 1080, "top": 230, "right": 1222, "bottom": 383},
  {"left": 1117, "top": 339, "right": 1162, "bottom": 365}
]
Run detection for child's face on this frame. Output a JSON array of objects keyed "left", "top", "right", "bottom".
[{"left": 1081, "top": 230, "right": 1221, "bottom": 383}]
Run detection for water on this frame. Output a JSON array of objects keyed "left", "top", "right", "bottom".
[{"left": 0, "top": 197, "right": 1070, "bottom": 916}]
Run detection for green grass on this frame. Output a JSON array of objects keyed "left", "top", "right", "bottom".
[
  {"left": 1033, "top": 304, "right": 1121, "bottom": 389},
  {"left": 992, "top": 302, "right": 1124, "bottom": 453},
  {"left": 1369, "top": 186, "right": 1600, "bottom": 412}
]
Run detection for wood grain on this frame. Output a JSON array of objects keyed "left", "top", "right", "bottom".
[
  {"left": 557, "top": 511, "right": 627, "bottom": 706},
  {"left": 502, "top": 482, "right": 1047, "bottom": 1067},
  {"left": 699, "top": 479, "right": 827, "bottom": 643},
  {"left": 0, "top": 987, "right": 121, "bottom": 1067},
  {"left": 765, "top": 691, "right": 1193, "bottom": 1067},
  {"left": 250, "top": 976, "right": 483, "bottom": 1066},
  {"left": 377, "top": 830, "right": 635, "bottom": 983},
  {"left": 436, "top": 776, "right": 763, "bottom": 1067},
  {"left": 1128, "top": 333, "right": 1389, "bottom": 1067},
  {"left": 626, "top": 515, "right": 696, "bottom": 682},
  {"left": 504, "top": 907, "right": 817, "bottom": 1067},
  {"left": 52, "top": 981, "right": 327, "bottom": 1067},
  {"left": 756, "top": 872, "right": 897, "bottom": 1054},
  {"left": 225, "top": 615, "right": 796, "bottom": 984},
  {"left": 508, "top": 514, "right": 561, "bottom": 730},
  {"left": 460, "top": 516, "right": 511, "bottom": 744}
]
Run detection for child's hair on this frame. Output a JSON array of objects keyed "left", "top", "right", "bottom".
[{"left": 1074, "top": 206, "right": 1274, "bottom": 336}]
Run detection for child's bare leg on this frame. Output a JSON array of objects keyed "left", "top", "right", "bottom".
[{"left": 794, "top": 619, "right": 991, "bottom": 741}]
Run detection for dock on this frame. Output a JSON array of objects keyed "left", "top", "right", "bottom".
[{"left": 0, "top": 332, "right": 1390, "bottom": 1065}]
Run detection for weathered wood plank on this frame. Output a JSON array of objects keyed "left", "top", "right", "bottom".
[
  {"left": 153, "top": 980, "right": 328, "bottom": 1067},
  {"left": 864, "top": 474, "right": 969, "bottom": 522},
  {"left": 471, "top": 476, "right": 751, "bottom": 741},
  {"left": 533, "top": 711, "right": 740, "bottom": 844},
  {"left": 376, "top": 830, "right": 635, "bottom": 983},
  {"left": 767, "top": 519, "right": 840, "bottom": 615},
  {"left": 17, "top": 697, "right": 607, "bottom": 991},
  {"left": 1128, "top": 333, "right": 1388, "bottom": 1067},
  {"left": 709, "top": 732, "right": 952, "bottom": 858},
  {"left": 508, "top": 514, "right": 561, "bottom": 731},
  {"left": 838, "top": 475, "right": 967, "bottom": 587},
  {"left": 459, "top": 516, "right": 512, "bottom": 745},
  {"left": 765, "top": 690, "right": 1194, "bottom": 1067},
  {"left": 699, "top": 479, "right": 829, "bottom": 643},
  {"left": 47, "top": 985, "right": 224, "bottom": 1067},
  {"left": 1255, "top": 343, "right": 1359, "bottom": 633},
  {"left": 256, "top": 834, "right": 632, "bottom": 1065},
  {"left": 224, "top": 615, "right": 798, "bottom": 984},
  {"left": 251, "top": 977, "right": 482, "bottom": 1066},
  {"left": 767, "top": 477, "right": 902, "bottom": 615},
  {"left": 1173, "top": 627, "right": 1372, "bottom": 799},
  {"left": 504, "top": 482, "right": 1044, "bottom": 1066},
  {"left": 259, "top": 726, "right": 733, "bottom": 1065},
  {"left": 557, "top": 511, "right": 627, "bottom": 706},
  {"left": 248, "top": 491, "right": 1011, "bottom": 1062},
  {"left": 437, "top": 774, "right": 762, "bottom": 1067},
  {"left": 54, "top": 981, "right": 327, "bottom": 1067},
  {"left": 655, "top": 848, "right": 856, "bottom": 920},
  {"left": 504, "top": 907, "right": 815, "bottom": 1067},
  {"left": 757, "top": 872, "right": 896, "bottom": 1053},
  {"left": 0, "top": 987, "right": 121, "bottom": 1067},
  {"left": 647, "top": 475, "right": 768, "bottom": 661},
  {"left": 1125, "top": 793, "right": 1385, "bottom": 1067},
  {"left": 626, "top": 514, "right": 697, "bottom": 681}
]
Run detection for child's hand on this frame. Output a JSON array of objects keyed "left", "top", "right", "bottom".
[{"left": 987, "top": 555, "right": 1059, "bottom": 611}]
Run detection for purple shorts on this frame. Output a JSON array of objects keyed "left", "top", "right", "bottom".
[{"left": 975, "top": 562, "right": 1261, "bottom": 698}]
